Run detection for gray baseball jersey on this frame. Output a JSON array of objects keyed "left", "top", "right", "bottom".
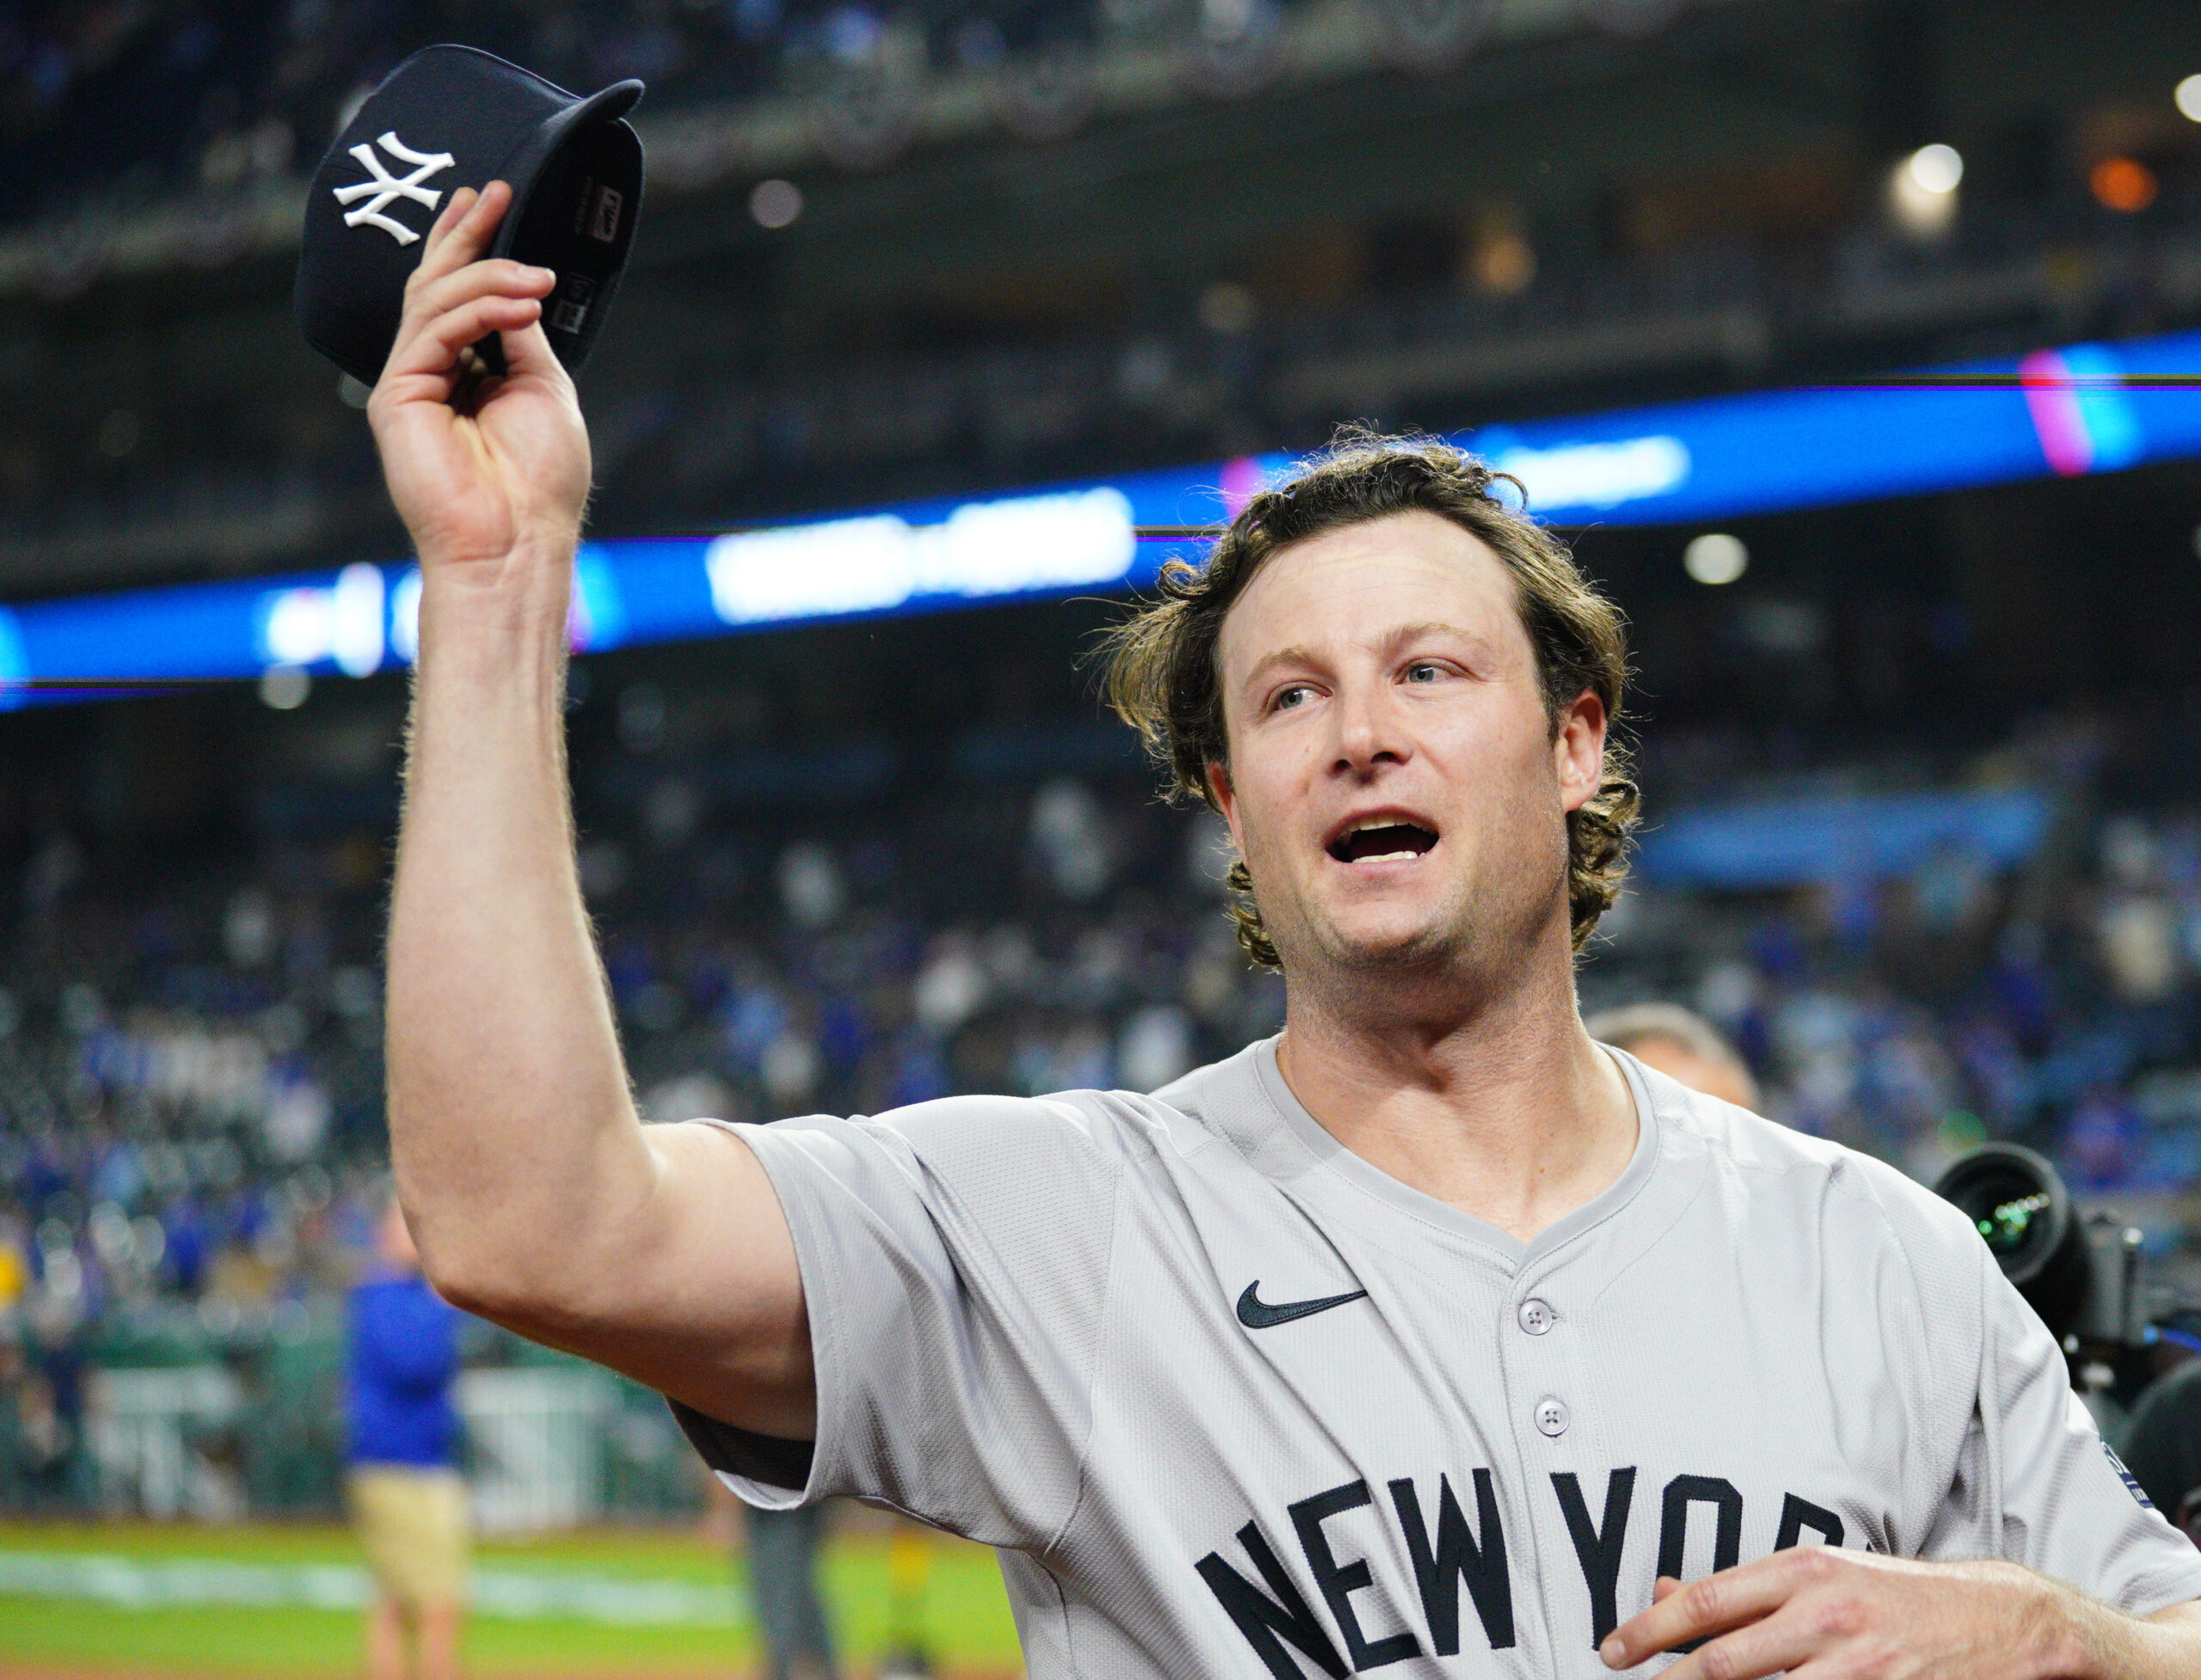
[{"left": 671, "top": 1038, "right": 2201, "bottom": 1677}]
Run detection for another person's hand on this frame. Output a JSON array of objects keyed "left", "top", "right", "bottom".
[
  {"left": 1600, "top": 1549, "right": 2085, "bottom": 1677},
  {"left": 367, "top": 180, "right": 590, "bottom": 579}
]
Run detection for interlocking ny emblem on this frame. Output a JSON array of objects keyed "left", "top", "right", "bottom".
[{"left": 332, "top": 131, "right": 456, "bottom": 245}]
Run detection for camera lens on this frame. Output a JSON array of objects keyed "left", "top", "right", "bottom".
[
  {"left": 1934, "top": 1144, "right": 2092, "bottom": 1338},
  {"left": 1948, "top": 1159, "right": 2059, "bottom": 1276}
]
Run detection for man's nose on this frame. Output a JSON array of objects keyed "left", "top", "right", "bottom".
[{"left": 1331, "top": 683, "right": 1408, "bottom": 773}]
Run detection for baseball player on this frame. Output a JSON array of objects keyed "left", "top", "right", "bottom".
[{"left": 371, "top": 183, "right": 2201, "bottom": 1677}]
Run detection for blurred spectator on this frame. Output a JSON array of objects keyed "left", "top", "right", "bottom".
[
  {"left": 1, "top": 1323, "right": 77, "bottom": 1511},
  {"left": 346, "top": 1193, "right": 469, "bottom": 1680},
  {"left": 744, "top": 1503, "right": 839, "bottom": 1680},
  {"left": 21, "top": 1291, "right": 88, "bottom": 1510},
  {"left": 1584, "top": 1002, "right": 1761, "bottom": 1110}
]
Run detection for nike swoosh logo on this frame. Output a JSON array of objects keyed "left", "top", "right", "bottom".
[{"left": 1236, "top": 1280, "right": 1369, "bottom": 1329}]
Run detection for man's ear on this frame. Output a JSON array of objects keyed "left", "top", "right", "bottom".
[
  {"left": 1208, "top": 760, "right": 1247, "bottom": 855},
  {"left": 1554, "top": 690, "right": 1608, "bottom": 814}
]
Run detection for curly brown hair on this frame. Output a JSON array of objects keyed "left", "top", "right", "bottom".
[{"left": 1101, "top": 429, "right": 1639, "bottom": 970}]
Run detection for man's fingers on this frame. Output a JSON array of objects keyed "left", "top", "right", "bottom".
[
  {"left": 413, "top": 185, "right": 484, "bottom": 279},
  {"left": 427, "top": 181, "right": 502, "bottom": 267},
  {"left": 418, "top": 186, "right": 477, "bottom": 263},
  {"left": 381, "top": 260, "right": 553, "bottom": 390},
  {"left": 379, "top": 181, "right": 556, "bottom": 398},
  {"left": 383, "top": 296, "right": 543, "bottom": 385},
  {"left": 410, "top": 180, "right": 512, "bottom": 291},
  {"left": 1603, "top": 1555, "right": 1817, "bottom": 1668},
  {"left": 1655, "top": 1608, "right": 1825, "bottom": 1680},
  {"left": 402, "top": 260, "right": 556, "bottom": 335}
]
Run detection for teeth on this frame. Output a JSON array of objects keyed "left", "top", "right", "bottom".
[{"left": 1330, "top": 817, "right": 1437, "bottom": 863}]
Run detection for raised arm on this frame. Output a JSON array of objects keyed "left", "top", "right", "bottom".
[{"left": 373, "top": 182, "right": 813, "bottom": 1439}]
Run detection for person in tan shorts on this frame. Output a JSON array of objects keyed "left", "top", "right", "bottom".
[{"left": 347, "top": 1193, "right": 469, "bottom": 1680}]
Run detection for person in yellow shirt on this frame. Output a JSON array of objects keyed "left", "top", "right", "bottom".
[{"left": 0, "top": 1232, "right": 28, "bottom": 1315}]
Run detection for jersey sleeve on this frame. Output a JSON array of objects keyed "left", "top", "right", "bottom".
[
  {"left": 1920, "top": 1232, "right": 2201, "bottom": 1615},
  {"left": 675, "top": 1094, "right": 1126, "bottom": 1551}
]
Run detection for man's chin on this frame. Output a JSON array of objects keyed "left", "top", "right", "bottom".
[{"left": 1303, "top": 911, "right": 1462, "bottom": 974}]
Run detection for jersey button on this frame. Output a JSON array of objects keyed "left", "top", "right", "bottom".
[
  {"left": 1517, "top": 1297, "right": 1554, "bottom": 1335},
  {"left": 1535, "top": 1397, "right": 1569, "bottom": 1438}
]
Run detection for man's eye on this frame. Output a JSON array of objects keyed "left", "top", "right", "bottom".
[
  {"left": 1406, "top": 663, "right": 1441, "bottom": 683},
  {"left": 1274, "top": 686, "right": 1310, "bottom": 711}
]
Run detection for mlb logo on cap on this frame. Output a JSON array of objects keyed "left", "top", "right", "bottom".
[{"left": 296, "top": 45, "right": 645, "bottom": 386}]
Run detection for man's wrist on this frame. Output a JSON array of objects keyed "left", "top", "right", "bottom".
[
  {"left": 411, "top": 544, "right": 577, "bottom": 696},
  {"left": 2021, "top": 1572, "right": 2132, "bottom": 1680},
  {"left": 415, "top": 527, "right": 577, "bottom": 591},
  {"left": 417, "top": 536, "right": 574, "bottom": 622}
]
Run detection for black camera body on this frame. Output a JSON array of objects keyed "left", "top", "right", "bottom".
[{"left": 1938, "top": 1145, "right": 2201, "bottom": 1542}]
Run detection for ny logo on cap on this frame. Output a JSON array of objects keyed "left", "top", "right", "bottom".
[{"left": 332, "top": 132, "right": 456, "bottom": 246}]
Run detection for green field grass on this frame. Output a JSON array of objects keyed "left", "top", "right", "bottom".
[{"left": 0, "top": 1520, "right": 1021, "bottom": 1677}]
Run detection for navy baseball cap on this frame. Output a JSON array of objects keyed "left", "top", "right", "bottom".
[{"left": 295, "top": 44, "right": 645, "bottom": 385}]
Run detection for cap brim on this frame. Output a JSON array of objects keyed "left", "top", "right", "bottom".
[
  {"left": 560, "top": 78, "right": 645, "bottom": 132},
  {"left": 487, "top": 76, "right": 645, "bottom": 255},
  {"left": 503, "top": 77, "right": 642, "bottom": 184}
]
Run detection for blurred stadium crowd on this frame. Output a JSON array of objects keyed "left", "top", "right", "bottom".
[{"left": 7, "top": 675, "right": 2201, "bottom": 1516}]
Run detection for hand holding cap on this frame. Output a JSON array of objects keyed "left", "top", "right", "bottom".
[{"left": 295, "top": 44, "right": 645, "bottom": 386}]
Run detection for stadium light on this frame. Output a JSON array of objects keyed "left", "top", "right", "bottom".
[
  {"left": 1469, "top": 230, "right": 1536, "bottom": 296},
  {"left": 1905, "top": 144, "right": 1964, "bottom": 194},
  {"left": 1684, "top": 532, "right": 1748, "bottom": 586},
  {"left": 259, "top": 667, "right": 310, "bottom": 709},
  {"left": 2091, "top": 157, "right": 2158, "bottom": 213},
  {"left": 749, "top": 179, "right": 803, "bottom": 229},
  {"left": 1891, "top": 144, "right": 1963, "bottom": 237},
  {"left": 2178, "top": 74, "right": 2201, "bottom": 122}
]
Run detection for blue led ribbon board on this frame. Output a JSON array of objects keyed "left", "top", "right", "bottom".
[{"left": 3, "top": 329, "right": 2198, "bottom": 703}]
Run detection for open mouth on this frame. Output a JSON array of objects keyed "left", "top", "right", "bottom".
[{"left": 1327, "top": 820, "right": 1439, "bottom": 864}]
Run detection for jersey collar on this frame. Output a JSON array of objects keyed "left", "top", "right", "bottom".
[{"left": 1250, "top": 1034, "right": 1664, "bottom": 1268}]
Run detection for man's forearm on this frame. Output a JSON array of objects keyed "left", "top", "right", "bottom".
[
  {"left": 1983, "top": 1568, "right": 2201, "bottom": 1680},
  {"left": 385, "top": 552, "right": 653, "bottom": 1320},
  {"left": 2070, "top": 1597, "right": 2201, "bottom": 1680}
]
